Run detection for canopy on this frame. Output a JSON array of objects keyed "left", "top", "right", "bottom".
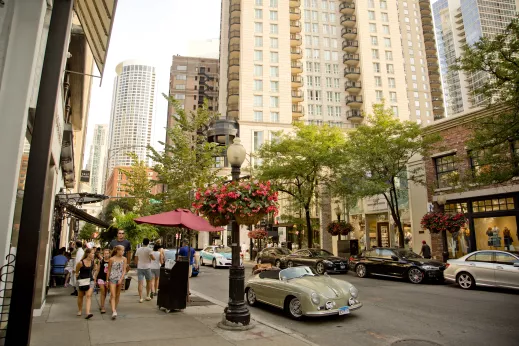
[{"left": 134, "top": 209, "right": 223, "bottom": 232}]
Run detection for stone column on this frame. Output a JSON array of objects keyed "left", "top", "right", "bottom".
[{"left": 319, "top": 185, "right": 333, "bottom": 252}]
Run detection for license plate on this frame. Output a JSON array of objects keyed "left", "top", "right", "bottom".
[
  {"left": 340, "top": 264, "right": 345, "bottom": 269},
  {"left": 339, "top": 306, "right": 350, "bottom": 315}
]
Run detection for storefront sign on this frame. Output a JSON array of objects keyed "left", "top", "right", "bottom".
[
  {"left": 80, "top": 170, "right": 90, "bottom": 182},
  {"left": 278, "top": 227, "right": 286, "bottom": 243},
  {"left": 365, "top": 196, "right": 388, "bottom": 212}
]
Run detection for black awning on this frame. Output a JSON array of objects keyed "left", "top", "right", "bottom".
[{"left": 64, "top": 204, "right": 109, "bottom": 228}]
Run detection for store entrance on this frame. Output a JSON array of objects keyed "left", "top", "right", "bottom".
[{"left": 377, "top": 222, "right": 390, "bottom": 247}]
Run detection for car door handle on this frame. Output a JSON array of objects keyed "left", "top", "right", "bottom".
[{"left": 496, "top": 266, "right": 503, "bottom": 270}]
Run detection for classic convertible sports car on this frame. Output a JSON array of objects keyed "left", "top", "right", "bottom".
[{"left": 245, "top": 266, "right": 362, "bottom": 319}]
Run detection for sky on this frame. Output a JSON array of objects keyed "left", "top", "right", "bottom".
[{"left": 84, "top": 0, "right": 221, "bottom": 167}]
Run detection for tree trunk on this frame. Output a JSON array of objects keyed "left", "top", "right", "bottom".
[
  {"left": 305, "top": 207, "right": 313, "bottom": 248},
  {"left": 389, "top": 184, "right": 404, "bottom": 248}
]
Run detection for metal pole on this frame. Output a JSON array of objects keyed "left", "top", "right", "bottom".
[
  {"left": 224, "top": 164, "right": 250, "bottom": 326},
  {"left": 6, "top": 1, "right": 74, "bottom": 344}
]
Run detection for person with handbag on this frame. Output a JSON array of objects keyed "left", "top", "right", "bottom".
[
  {"left": 75, "top": 248, "right": 96, "bottom": 319},
  {"left": 107, "top": 245, "right": 127, "bottom": 320}
]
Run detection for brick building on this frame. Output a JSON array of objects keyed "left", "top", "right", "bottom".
[
  {"left": 104, "top": 166, "right": 161, "bottom": 199},
  {"left": 412, "top": 105, "right": 519, "bottom": 260}
]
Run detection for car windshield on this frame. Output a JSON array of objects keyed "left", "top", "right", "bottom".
[
  {"left": 276, "top": 248, "right": 292, "bottom": 255},
  {"left": 280, "top": 266, "right": 318, "bottom": 280},
  {"left": 310, "top": 249, "right": 333, "bottom": 257},
  {"left": 215, "top": 247, "right": 231, "bottom": 254},
  {"left": 396, "top": 249, "right": 422, "bottom": 259}
]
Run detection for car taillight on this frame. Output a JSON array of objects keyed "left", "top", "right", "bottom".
[
  {"left": 349, "top": 256, "right": 354, "bottom": 262},
  {"left": 445, "top": 263, "right": 450, "bottom": 269}
]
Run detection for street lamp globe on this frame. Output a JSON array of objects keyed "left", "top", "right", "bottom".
[
  {"left": 334, "top": 205, "right": 342, "bottom": 218},
  {"left": 227, "top": 137, "right": 246, "bottom": 167}
]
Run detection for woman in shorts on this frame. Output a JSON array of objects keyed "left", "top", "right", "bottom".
[
  {"left": 96, "top": 249, "right": 111, "bottom": 314},
  {"left": 106, "top": 245, "right": 127, "bottom": 320},
  {"left": 75, "top": 248, "right": 95, "bottom": 319},
  {"left": 150, "top": 243, "right": 164, "bottom": 298}
]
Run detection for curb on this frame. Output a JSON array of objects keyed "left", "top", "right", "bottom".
[{"left": 190, "top": 289, "right": 319, "bottom": 346}]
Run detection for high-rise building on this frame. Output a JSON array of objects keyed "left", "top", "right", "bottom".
[
  {"left": 87, "top": 124, "right": 108, "bottom": 194},
  {"left": 167, "top": 56, "right": 219, "bottom": 143},
  {"left": 106, "top": 60, "right": 156, "bottom": 183},
  {"left": 219, "top": 0, "right": 445, "bottom": 157},
  {"left": 433, "top": 0, "right": 519, "bottom": 117}
]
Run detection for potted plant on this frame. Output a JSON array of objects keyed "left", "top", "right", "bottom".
[{"left": 326, "top": 221, "right": 355, "bottom": 237}]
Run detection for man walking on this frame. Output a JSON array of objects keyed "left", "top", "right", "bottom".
[
  {"left": 71, "top": 241, "right": 84, "bottom": 296},
  {"left": 420, "top": 240, "right": 432, "bottom": 259},
  {"left": 134, "top": 238, "right": 155, "bottom": 303},
  {"left": 178, "top": 238, "right": 196, "bottom": 297},
  {"left": 110, "top": 229, "right": 132, "bottom": 289}
]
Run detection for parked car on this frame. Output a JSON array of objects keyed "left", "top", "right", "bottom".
[
  {"left": 279, "top": 248, "right": 348, "bottom": 274},
  {"left": 245, "top": 266, "right": 362, "bottom": 319},
  {"left": 256, "top": 247, "right": 292, "bottom": 267},
  {"left": 444, "top": 250, "right": 519, "bottom": 290},
  {"left": 200, "top": 245, "right": 242, "bottom": 268},
  {"left": 349, "top": 248, "right": 445, "bottom": 284}
]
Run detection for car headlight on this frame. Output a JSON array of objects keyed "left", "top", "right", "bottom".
[
  {"left": 422, "top": 265, "right": 439, "bottom": 270},
  {"left": 311, "top": 292, "right": 320, "bottom": 305},
  {"left": 349, "top": 285, "right": 359, "bottom": 299},
  {"left": 323, "top": 260, "right": 333, "bottom": 265}
]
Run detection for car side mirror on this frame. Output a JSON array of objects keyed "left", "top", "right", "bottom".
[
  {"left": 391, "top": 255, "right": 399, "bottom": 261},
  {"left": 514, "top": 262, "right": 519, "bottom": 267}
]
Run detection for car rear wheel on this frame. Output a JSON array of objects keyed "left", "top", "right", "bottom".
[
  {"left": 212, "top": 259, "right": 217, "bottom": 269},
  {"left": 285, "top": 296, "right": 303, "bottom": 320},
  {"left": 275, "top": 260, "right": 281, "bottom": 268},
  {"left": 408, "top": 268, "right": 424, "bottom": 284},
  {"left": 287, "top": 260, "right": 294, "bottom": 268},
  {"left": 246, "top": 288, "right": 257, "bottom": 306},
  {"left": 457, "top": 272, "right": 475, "bottom": 289},
  {"left": 316, "top": 262, "right": 325, "bottom": 274},
  {"left": 200, "top": 258, "right": 205, "bottom": 266},
  {"left": 356, "top": 264, "right": 368, "bottom": 278}
]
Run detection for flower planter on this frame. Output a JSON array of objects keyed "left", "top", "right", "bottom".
[
  {"left": 207, "top": 214, "right": 230, "bottom": 227},
  {"left": 421, "top": 212, "right": 466, "bottom": 234},
  {"left": 327, "top": 221, "right": 355, "bottom": 237}
]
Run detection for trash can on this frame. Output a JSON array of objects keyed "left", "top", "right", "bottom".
[{"left": 157, "top": 257, "right": 189, "bottom": 311}]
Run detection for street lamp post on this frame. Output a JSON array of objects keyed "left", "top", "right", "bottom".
[
  {"left": 334, "top": 205, "right": 342, "bottom": 239},
  {"left": 221, "top": 137, "right": 251, "bottom": 328},
  {"left": 436, "top": 195, "right": 449, "bottom": 263}
]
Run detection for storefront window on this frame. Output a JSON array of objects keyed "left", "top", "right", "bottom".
[
  {"left": 474, "top": 216, "right": 518, "bottom": 251},
  {"left": 447, "top": 227, "right": 471, "bottom": 259},
  {"left": 472, "top": 198, "right": 514, "bottom": 212},
  {"left": 445, "top": 202, "right": 468, "bottom": 213}
]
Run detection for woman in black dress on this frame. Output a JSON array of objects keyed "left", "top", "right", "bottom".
[{"left": 76, "top": 248, "right": 95, "bottom": 319}]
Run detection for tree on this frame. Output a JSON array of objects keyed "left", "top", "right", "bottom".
[
  {"left": 454, "top": 17, "right": 519, "bottom": 185},
  {"left": 120, "top": 152, "right": 154, "bottom": 215},
  {"left": 344, "top": 103, "right": 441, "bottom": 247},
  {"left": 111, "top": 207, "right": 158, "bottom": 249},
  {"left": 79, "top": 223, "right": 96, "bottom": 241},
  {"left": 100, "top": 197, "right": 135, "bottom": 224},
  {"left": 147, "top": 97, "right": 224, "bottom": 211},
  {"left": 256, "top": 123, "right": 345, "bottom": 248}
]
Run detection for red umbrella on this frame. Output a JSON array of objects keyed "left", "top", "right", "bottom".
[{"left": 134, "top": 208, "right": 223, "bottom": 232}]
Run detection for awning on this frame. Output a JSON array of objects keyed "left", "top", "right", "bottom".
[
  {"left": 74, "top": 0, "right": 119, "bottom": 76},
  {"left": 64, "top": 204, "right": 110, "bottom": 228},
  {"left": 55, "top": 192, "right": 109, "bottom": 205}
]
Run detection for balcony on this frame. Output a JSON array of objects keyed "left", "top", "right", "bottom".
[
  {"left": 421, "top": 14, "right": 432, "bottom": 23},
  {"left": 291, "top": 61, "right": 303, "bottom": 73},
  {"left": 290, "top": 34, "right": 302, "bottom": 47},
  {"left": 292, "top": 105, "right": 304, "bottom": 119},
  {"left": 230, "top": 17, "right": 240, "bottom": 29},
  {"left": 229, "top": 43, "right": 240, "bottom": 58},
  {"left": 291, "top": 90, "right": 304, "bottom": 103},
  {"left": 228, "top": 72, "right": 239, "bottom": 87},
  {"left": 423, "top": 30, "right": 434, "bottom": 38},
  {"left": 422, "top": 21, "right": 433, "bottom": 30},
  {"left": 290, "top": 21, "right": 302, "bottom": 33},
  {"left": 290, "top": 47, "right": 303, "bottom": 59},
  {"left": 344, "top": 67, "right": 361, "bottom": 80},
  {"left": 228, "top": 58, "right": 240, "bottom": 73},
  {"left": 227, "top": 104, "right": 239, "bottom": 119},
  {"left": 419, "top": 0, "right": 430, "bottom": 7},
  {"left": 429, "top": 78, "right": 441, "bottom": 88},
  {"left": 343, "top": 53, "right": 360, "bottom": 65},
  {"left": 430, "top": 88, "right": 442, "bottom": 96},
  {"left": 427, "top": 62, "right": 439, "bottom": 70},
  {"left": 341, "top": 27, "right": 357, "bottom": 40},
  {"left": 426, "top": 54, "right": 437, "bottom": 62},
  {"left": 432, "top": 97, "right": 443, "bottom": 105},
  {"left": 433, "top": 106, "right": 444, "bottom": 115},
  {"left": 346, "top": 96, "right": 363, "bottom": 107},
  {"left": 230, "top": 3, "right": 240, "bottom": 18},
  {"left": 227, "top": 87, "right": 239, "bottom": 99},
  {"left": 340, "top": 15, "right": 356, "bottom": 27},
  {"left": 229, "top": 29, "right": 240, "bottom": 44},
  {"left": 290, "top": 7, "right": 301, "bottom": 20},
  {"left": 339, "top": 2, "right": 355, "bottom": 15},
  {"left": 346, "top": 110, "right": 363, "bottom": 123},
  {"left": 345, "top": 81, "right": 362, "bottom": 93},
  {"left": 428, "top": 71, "right": 440, "bottom": 79},
  {"left": 290, "top": 0, "right": 301, "bottom": 7},
  {"left": 291, "top": 76, "right": 303, "bottom": 88},
  {"left": 420, "top": 6, "right": 431, "bottom": 15},
  {"left": 342, "top": 40, "right": 359, "bottom": 53}
]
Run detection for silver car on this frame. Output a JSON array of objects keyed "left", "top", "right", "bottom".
[{"left": 444, "top": 250, "right": 519, "bottom": 290}]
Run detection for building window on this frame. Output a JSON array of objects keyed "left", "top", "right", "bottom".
[
  {"left": 254, "top": 50, "right": 263, "bottom": 61},
  {"left": 176, "top": 74, "right": 187, "bottom": 80},
  {"left": 254, "top": 95, "right": 263, "bottom": 107},
  {"left": 177, "top": 65, "right": 187, "bottom": 71},
  {"left": 381, "top": 12, "right": 388, "bottom": 22},
  {"left": 175, "top": 84, "right": 185, "bottom": 90},
  {"left": 373, "top": 62, "right": 380, "bottom": 73},
  {"left": 386, "top": 64, "right": 394, "bottom": 74},
  {"left": 392, "top": 106, "right": 398, "bottom": 117},
  {"left": 270, "top": 11, "right": 278, "bottom": 20},
  {"left": 255, "top": 0, "right": 262, "bottom": 5},
  {"left": 255, "top": 22, "right": 263, "bottom": 33},
  {"left": 375, "top": 76, "right": 382, "bottom": 87},
  {"left": 383, "top": 25, "right": 390, "bottom": 34},
  {"left": 375, "top": 90, "right": 383, "bottom": 101},
  {"left": 254, "top": 111, "right": 263, "bottom": 122},
  {"left": 255, "top": 36, "right": 263, "bottom": 47},
  {"left": 435, "top": 154, "right": 457, "bottom": 188},
  {"left": 270, "top": 96, "right": 279, "bottom": 108},
  {"left": 255, "top": 9, "right": 263, "bottom": 19},
  {"left": 270, "top": 81, "right": 279, "bottom": 92},
  {"left": 269, "top": 0, "right": 278, "bottom": 7},
  {"left": 174, "top": 94, "right": 185, "bottom": 100},
  {"left": 371, "top": 36, "right": 378, "bottom": 45},
  {"left": 384, "top": 38, "right": 391, "bottom": 47},
  {"left": 270, "top": 24, "right": 278, "bottom": 34},
  {"left": 372, "top": 49, "right": 379, "bottom": 59},
  {"left": 270, "top": 112, "right": 279, "bottom": 122},
  {"left": 370, "top": 23, "right": 377, "bottom": 33},
  {"left": 368, "top": 11, "right": 376, "bottom": 20},
  {"left": 388, "top": 77, "right": 395, "bottom": 88},
  {"left": 385, "top": 51, "right": 393, "bottom": 60},
  {"left": 270, "top": 52, "right": 279, "bottom": 63},
  {"left": 270, "top": 66, "right": 278, "bottom": 77},
  {"left": 270, "top": 37, "right": 278, "bottom": 48},
  {"left": 254, "top": 65, "right": 263, "bottom": 76},
  {"left": 254, "top": 80, "right": 263, "bottom": 91},
  {"left": 380, "top": 0, "right": 387, "bottom": 9},
  {"left": 390, "top": 92, "right": 397, "bottom": 102},
  {"left": 472, "top": 198, "right": 515, "bottom": 212}
]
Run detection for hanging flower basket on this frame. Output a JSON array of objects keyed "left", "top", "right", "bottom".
[
  {"left": 248, "top": 228, "right": 268, "bottom": 240},
  {"left": 421, "top": 212, "right": 466, "bottom": 234},
  {"left": 327, "top": 221, "right": 355, "bottom": 236},
  {"left": 207, "top": 213, "right": 231, "bottom": 227},
  {"left": 193, "top": 180, "right": 279, "bottom": 226}
]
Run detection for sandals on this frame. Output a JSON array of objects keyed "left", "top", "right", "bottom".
[
  {"left": 77, "top": 312, "right": 82, "bottom": 316},
  {"left": 100, "top": 308, "right": 106, "bottom": 314},
  {"left": 85, "top": 314, "right": 94, "bottom": 320}
]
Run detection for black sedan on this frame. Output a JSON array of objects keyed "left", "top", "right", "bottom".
[
  {"left": 349, "top": 248, "right": 445, "bottom": 284},
  {"left": 256, "top": 247, "right": 292, "bottom": 267},
  {"left": 280, "top": 248, "right": 348, "bottom": 274}
]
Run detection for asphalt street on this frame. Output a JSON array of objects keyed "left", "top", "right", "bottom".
[{"left": 190, "top": 263, "right": 519, "bottom": 346}]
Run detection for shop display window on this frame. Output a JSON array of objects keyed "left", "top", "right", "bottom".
[
  {"left": 474, "top": 216, "right": 518, "bottom": 252},
  {"left": 447, "top": 227, "right": 471, "bottom": 259},
  {"left": 472, "top": 198, "right": 514, "bottom": 212},
  {"left": 444, "top": 202, "right": 468, "bottom": 214}
]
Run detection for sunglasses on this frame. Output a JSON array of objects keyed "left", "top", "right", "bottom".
[{"left": 118, "top": 232, "right": 125, "bottom": 235}]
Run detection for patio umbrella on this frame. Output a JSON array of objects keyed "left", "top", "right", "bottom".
[{"left": 134, "top": 208, "right": 223, "bottom": 232}]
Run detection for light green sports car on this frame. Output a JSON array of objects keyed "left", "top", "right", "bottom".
[{"left": 245, "top": 266, "right": 362, "bottom": 319}]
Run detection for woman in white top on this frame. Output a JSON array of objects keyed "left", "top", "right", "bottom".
[{"left": 150, "top": 243, "right": 164, "bottom": 298}]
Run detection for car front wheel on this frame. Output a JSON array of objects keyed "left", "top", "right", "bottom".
[
  {"left": 316, "top": 262, "right": 325, "bottom": 274},
  {"left": 286, "top": 297, "right": 303, "bottom": 320},
  {"left": 408, "top": 268, "right": 424, "bottom": 284},
  {"left": 212, "top": 259, "right": 217, "bottom": 269},
  {"left": 356, "top": 264, "right": 368, "bottom": 278},
  {"left": 457, "top": 272, "right": 475, "bottom": 289}
]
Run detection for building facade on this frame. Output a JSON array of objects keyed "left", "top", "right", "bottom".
[
  {"left": 105, "top": 166, "right": 161, "bottom": 200},
  {"left": 106, "top": 60, "right": 157, "bottom": 183},
  {"left": 433, "top": 0, "right": 519, "bottom": 117},
  {"left": 87, "top": 124, "right": 108, "bottom": 194}
]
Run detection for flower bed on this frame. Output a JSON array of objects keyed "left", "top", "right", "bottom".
[
  {"left": 421, "top": 212, "right": 466, "bottom": 234},
  {"left": 326, "top": 221, "right": 355, "bottom": 236}
]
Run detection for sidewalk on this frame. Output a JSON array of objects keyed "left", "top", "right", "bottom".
[{"left": 31, "top": 271, "right": 315, "bottom": 346}]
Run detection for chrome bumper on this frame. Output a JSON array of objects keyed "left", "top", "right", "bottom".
[{"left": 305, "top": 302, "right": 363, "bottom": 316}]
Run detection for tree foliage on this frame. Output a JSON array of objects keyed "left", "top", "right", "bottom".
[
  {"left": 120, "top": 152, "right": 154, "bottom": 215},
  {"left": 110, "top": 207, "right": 158, "bottom": 249},
  {"left": 147, "top": 97, "right": 225, "bottom": 211},
  {"left": 454, "top": 17, "right": 519, "bottom": 185},
  {"left": 100, "top": 197, "right": 135, "bottom": 224},
  {"left": 344, "top": 104, "right": 441, "bottom": 247},
  {"left": 79, "top": 223, "right": 96, "bottom": 241},
  {"left": 256, "top": 123, "right": 345, "bottom": 248}
]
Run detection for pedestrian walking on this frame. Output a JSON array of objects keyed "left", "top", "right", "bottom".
[
  {"left": 75, "top": 248, "right": 96, "bottom": 319},
  {"left": 420, "top": 240, "right": 432, "bottom": 259},
  {"left": 71, "top": 241, "right": 84, "bottom": 296},
  {"left": 135, "top": 238, "right": 155, "bottom": 303},
  {"left": 107, "top": 245, "right": 127, "bottom": 320},
  {"left": 178, "top": 239, "right": 195, "bottom": 297},
  {"left": 150, "top": 243, "right": 164, "bottom": 298},
  {"left": 109, "top": 229, "right": 132, "bottom": 290},
  {"left": 96, "top": 249, "right": 111, "bottom": 314}
]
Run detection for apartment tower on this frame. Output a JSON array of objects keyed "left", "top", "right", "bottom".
[
  {"left": 87, "top": 124, "right": 108, "bottom": 194},
  {"left": 433, "top": 0, "right": 519, "bottom": 117},
  {"left": 106, "top": 60, "right": 156, "bottom": 182}
]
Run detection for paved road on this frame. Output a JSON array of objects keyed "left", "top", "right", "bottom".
[{"left": 190, "top": 263, "right": 519, "bottom": 346}]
